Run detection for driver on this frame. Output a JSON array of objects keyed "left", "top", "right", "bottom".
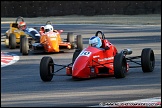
[
  {"left": 89, "top": 36, "right": 102, "bottom": 48},
  {"left": 40, "top": 24, "right": 55, "bottom": 44},
  {"left": 44, "top": 24, "right": 54, "bottom": 33},
  {"left": 18, "top": 21, "right": 27, "bottom": 31}
]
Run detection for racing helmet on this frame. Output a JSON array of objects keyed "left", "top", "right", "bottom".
[
  {"left": 44, "top": 24, "right": 53, "bottom": 33},
  {"left": 18, "top": 21, "right": 26, "bottom": 30},
  {"left": 89, "top": 36, "right": 102, "bottom": 48}
]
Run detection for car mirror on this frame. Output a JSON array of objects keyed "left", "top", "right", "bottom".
[{"left": 122, "top": 49, "right": 132, "bottom": 55}]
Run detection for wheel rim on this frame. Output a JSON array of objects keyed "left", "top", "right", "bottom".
[
  {"left": 49, "top": 65, "right": 53, "bottom": 74},
  {"left": 150, "top": 51, "right": 155, "bottom": 70},
  {"left": 122, "top": 60, "right": 126, "bottom": 74}
]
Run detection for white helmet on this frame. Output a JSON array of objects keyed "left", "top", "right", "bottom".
[
  {"left": 89, "top": 36, "right": 102, "bottom": 48},
  {"left": 44, "top": 24, "right": 53, "bottom": 32}
]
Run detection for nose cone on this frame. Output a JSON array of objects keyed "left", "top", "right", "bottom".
[
  {"left": 72, "top": 57, "right": 90, "bottom": 79},
  {"left": 46, "top": 34, "right": 59, "bottom": 52},
  {"left": 72, "top": 47, "right": 99, "bottom": 79}
]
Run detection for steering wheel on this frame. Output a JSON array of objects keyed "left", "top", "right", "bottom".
[
  {"left": 16, "top": 16, "right": 24, "bottom": 23},
  {"left": 95, "top": 31, "right": 105, "bottom": 39},
  {"left": 46, "top": 21, "right": 52, "bottom": 25}
]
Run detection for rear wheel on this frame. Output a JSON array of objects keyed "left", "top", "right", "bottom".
[
  {"left": 67, "top": 32, "right": 75, "bottom": 49},
  {"left": 114, "top": 53, "right": 127, "bottom": 78},
  {"left": 9, "top": 33, "right": 16, "bottom": 49},
  {"left": 40, "top": 56, "right": 54, "bottom": 82},
  {"left": 21, "top": 37, "right": 29, "bottom": 55},
  {"left": 141, "top": 48, "right": 155, "bottom": 72},
  {"left": 76, "top": 35, "right": 83, "bottom": 50}
]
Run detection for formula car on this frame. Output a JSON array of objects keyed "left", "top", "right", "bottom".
[
  {"left": 39, "top": 31, "right": 155, "bottom": 81},
  {"left": 4, "top": 16, "right": 40, "bottom": 49},
  {"left": 20, "top": 21, "right": 83, "bottom": 55}
]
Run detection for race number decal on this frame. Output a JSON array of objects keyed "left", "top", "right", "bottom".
[{"left": 79, "top": 51, "right": 91, "bottom": 57}]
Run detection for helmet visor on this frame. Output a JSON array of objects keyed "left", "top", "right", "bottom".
[
  {"left": 45, "top": 29, "right": 50, "bottom": 32},
  {"left": 91, "top": 42, "right": 97, "bottom": 47},
  {"left": 19, "top": 25, "right": 26, "bottom": 30}
]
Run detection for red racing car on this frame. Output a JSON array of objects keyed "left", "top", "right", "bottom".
[{"left": 39, "top": 31, "right": 155, "bottom": 81}]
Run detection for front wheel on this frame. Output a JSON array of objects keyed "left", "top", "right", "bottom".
[
  {"left": 141, "top": 48, "right": 155, "bottom": 72},
  {"left": 21, "top": 37, "right": 29, "bottom": 55},
  {"left": 9, "top": 33, "right": 16, "bottom": 49},
  {"left": 40, "top": 56, "right": 54, "bottom": 82},
  {"left": 20, "top": 35, "right": 26, "bottom": 53},
  {"left": 114, "top": 53, "right": 127, "bottom": 78}
]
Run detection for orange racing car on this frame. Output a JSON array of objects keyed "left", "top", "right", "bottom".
[{"left": 20, "top": 21, "right": 83, "bottom": 55}]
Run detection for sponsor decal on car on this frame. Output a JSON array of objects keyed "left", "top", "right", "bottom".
[
  {"left": 98, "top": 56, "right": 114, "bottom": 62},
  {"left": 93, "top": 55, "right": 100, "bottom": 58}
]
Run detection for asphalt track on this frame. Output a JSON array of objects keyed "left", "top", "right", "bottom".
[{"left": 1, "top": 24, "right": 161, "bottom": 107}]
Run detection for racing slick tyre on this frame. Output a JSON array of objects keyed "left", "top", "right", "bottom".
[
  {"left": 114, "top": 53, "right": 127, "bottom": 78},
  {"left": 67, "top": 32, "right": 75, "bottom": 49},
  {"left": 21, "top": 37, "right": 29, "bottom": 55},
  {"left": 72, "top": 49, "right": 82, "bottom": 64},
  {"left": 40, "top": 56, "right": 54, "bottom": 82},
  {"left": 9, "top": 33, "right": 16, "bottom": 49},
  {"left": 76, "top": 35, "right": 83, "bottom": 50},
  {"left": 141, "top": 48, "right": 155, "bottom": 72},
  {"left": 20, "top": 35, "right": 26, "bottom": 53}
]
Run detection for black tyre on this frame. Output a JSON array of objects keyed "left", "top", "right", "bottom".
[
  {"left": 40, "top": 56, "right": 54, "bottom": 82},
  {"left": 20, "top": 35, "right": 26, "bottom": 53},
  {"left": 21, "top": 37, "right": 29, "bottom": 55},
  {"left": 76, "top": 35, "right": 83, "bottom": 50},
  {"left": 67, "top": 32, "right": 75, "bottom": 48},
  {"left": 141, "top": 48, "right": 155, "bottom": 72},
  {"left": 72, "top": 49, "right": 82, "bottom": 64},
  {"left": 9, "top": 33, "right": 16, "bottom": 49},
  {"left": 114, "top": 53, "right": 127, "bottom": 78}
]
